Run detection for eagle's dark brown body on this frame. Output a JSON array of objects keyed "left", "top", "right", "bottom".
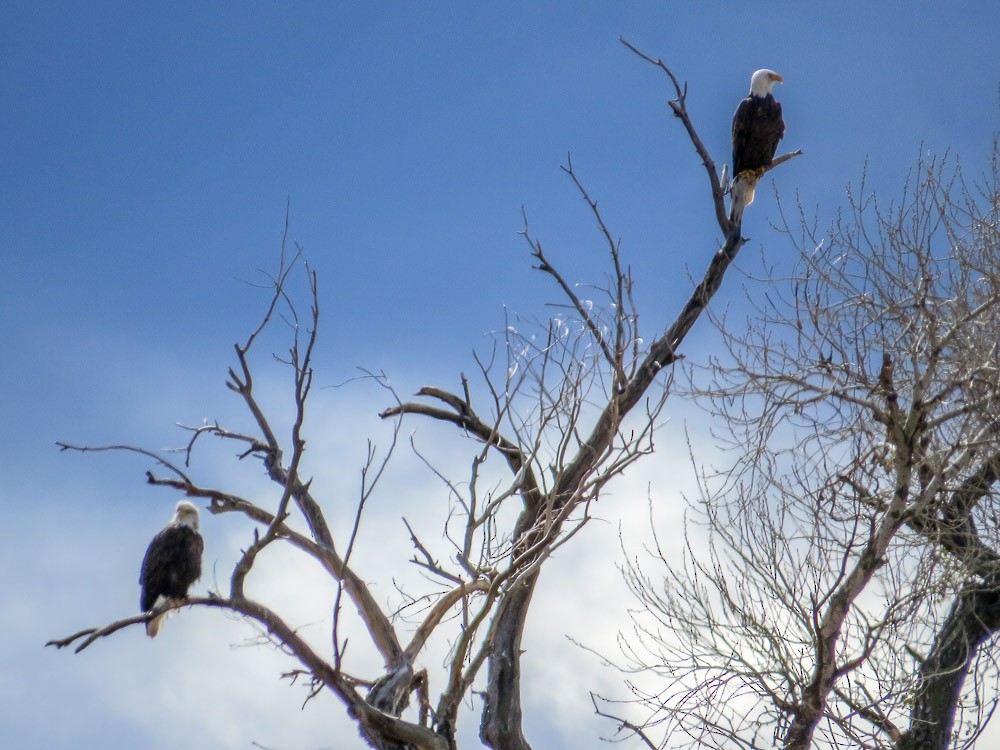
[
  {"left": 139, "top": 523, "right": 203, "bottom": 612},
  {"left": 732, "top": 93, "right": 785, "bottom": 177},
  {"left": 139, "top": 504, "right": 203, "bottom": 637}
]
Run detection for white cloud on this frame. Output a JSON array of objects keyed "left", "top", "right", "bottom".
[
  {"left": 15, "top": 339, "right": 708, "bottom": 750},
  {"left": 32, "top": 309, "right": 1000, "bottom": 750}
]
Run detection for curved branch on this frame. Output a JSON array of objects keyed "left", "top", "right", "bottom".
[
  {"left": 56, "top": 442, "right": 193, "bottom": 484},
  {"left": 590, "top": 693, "right": 659, "bottom": 750},
  {"left": 621, "top": 37, "right": 729, "bottom": 233},
  {"left": 380, "top": 386, "right": 543, "bottom": 508},
  {"left": 46, "top": 597, "right": 219, "bottom": 653},
  {"left": 48, "top": 594, "right": 447, "bottom": 750},
  {"left": 405, "top": 579, "right": 494, "bottom": 662}
]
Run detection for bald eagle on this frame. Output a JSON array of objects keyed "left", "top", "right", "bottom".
[
  {"left": 139, "top": 500, "right": 203, "bottom": 638},
  {"left": 731, "top": 69, "right": 785, "bottom": 219}
]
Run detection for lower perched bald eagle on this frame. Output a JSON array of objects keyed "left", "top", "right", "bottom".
[
  {"left": 139, "top": 500, "right": 203, "bottom": 638},
  {"left": 731, "top": 69, "right": 785, "bottom": 221}
]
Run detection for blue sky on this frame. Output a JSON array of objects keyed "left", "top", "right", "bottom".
[{"left": 3, "top": 3, "right": 999, "bottom": 749}]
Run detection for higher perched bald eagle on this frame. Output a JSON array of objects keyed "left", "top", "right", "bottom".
[
  {"left": 139, "top": 500, "right": 203, "bottom": 638},
  {"left": 731, "top": 69, "right": 785, "bottom": 219}
]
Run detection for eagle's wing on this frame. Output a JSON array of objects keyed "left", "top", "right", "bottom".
[
  {"left": 731, "top": 97, "right": 754, "bottom": 176},
  {"left": 139, "top": 524, "right": 203, "bottom": 612}
]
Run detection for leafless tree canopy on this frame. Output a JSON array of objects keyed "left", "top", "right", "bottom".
[
  {"left": 47, "top": 45, "right": 800, "bottom": 750},
  {"left": 617, "top": 140, "right": 1000, "bottom": 750}
]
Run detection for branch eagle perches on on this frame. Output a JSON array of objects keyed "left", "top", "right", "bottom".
[
  {"left": 619, "top": 38, "right": 802, "bottom": 233},
  {"left": 380, "top": 44, "right": 801, "bottom": 750}
]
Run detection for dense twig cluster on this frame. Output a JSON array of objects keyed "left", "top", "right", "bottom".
[{"left": 616, "top": 141, "right": 1000, "bottom": 750}]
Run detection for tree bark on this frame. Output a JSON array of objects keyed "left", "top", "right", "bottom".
[
  {"left": 897, "top": 575, "right": 1000, "bottom": 750},
  {"left": 478, "top": 224, "right": 748, "bottom": 750},
  {"left": 479, "top": 576, "right": 537, "bottom": 750}
]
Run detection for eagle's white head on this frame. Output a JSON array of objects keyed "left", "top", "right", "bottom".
[
  {"left": 172, "top": 500, "right": 200, "bottom": 530},
  {"left": 750, "top": 69, "right": 783, "bottom": 97}
]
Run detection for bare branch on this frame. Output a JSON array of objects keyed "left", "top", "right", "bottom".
[
  {"left": 56, "top": 442, "right": 193, "bottom": 484},
  {"left": 591, "top": 693, "right": 659, "bottom": 750},
  {"left": 620, "top": 37, "right": 730, "bottom": 234}
]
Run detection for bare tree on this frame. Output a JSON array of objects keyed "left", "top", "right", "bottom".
[
  {"left": 614, "top": 139, "right": 1000, "bottom": 750},
  {"left": 47, "top": 45, "right": 800, "bottom": 750}
]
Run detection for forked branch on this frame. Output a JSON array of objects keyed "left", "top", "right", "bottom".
[{"left": 621, "top": 37, "right": 802, "bottom": 236}]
